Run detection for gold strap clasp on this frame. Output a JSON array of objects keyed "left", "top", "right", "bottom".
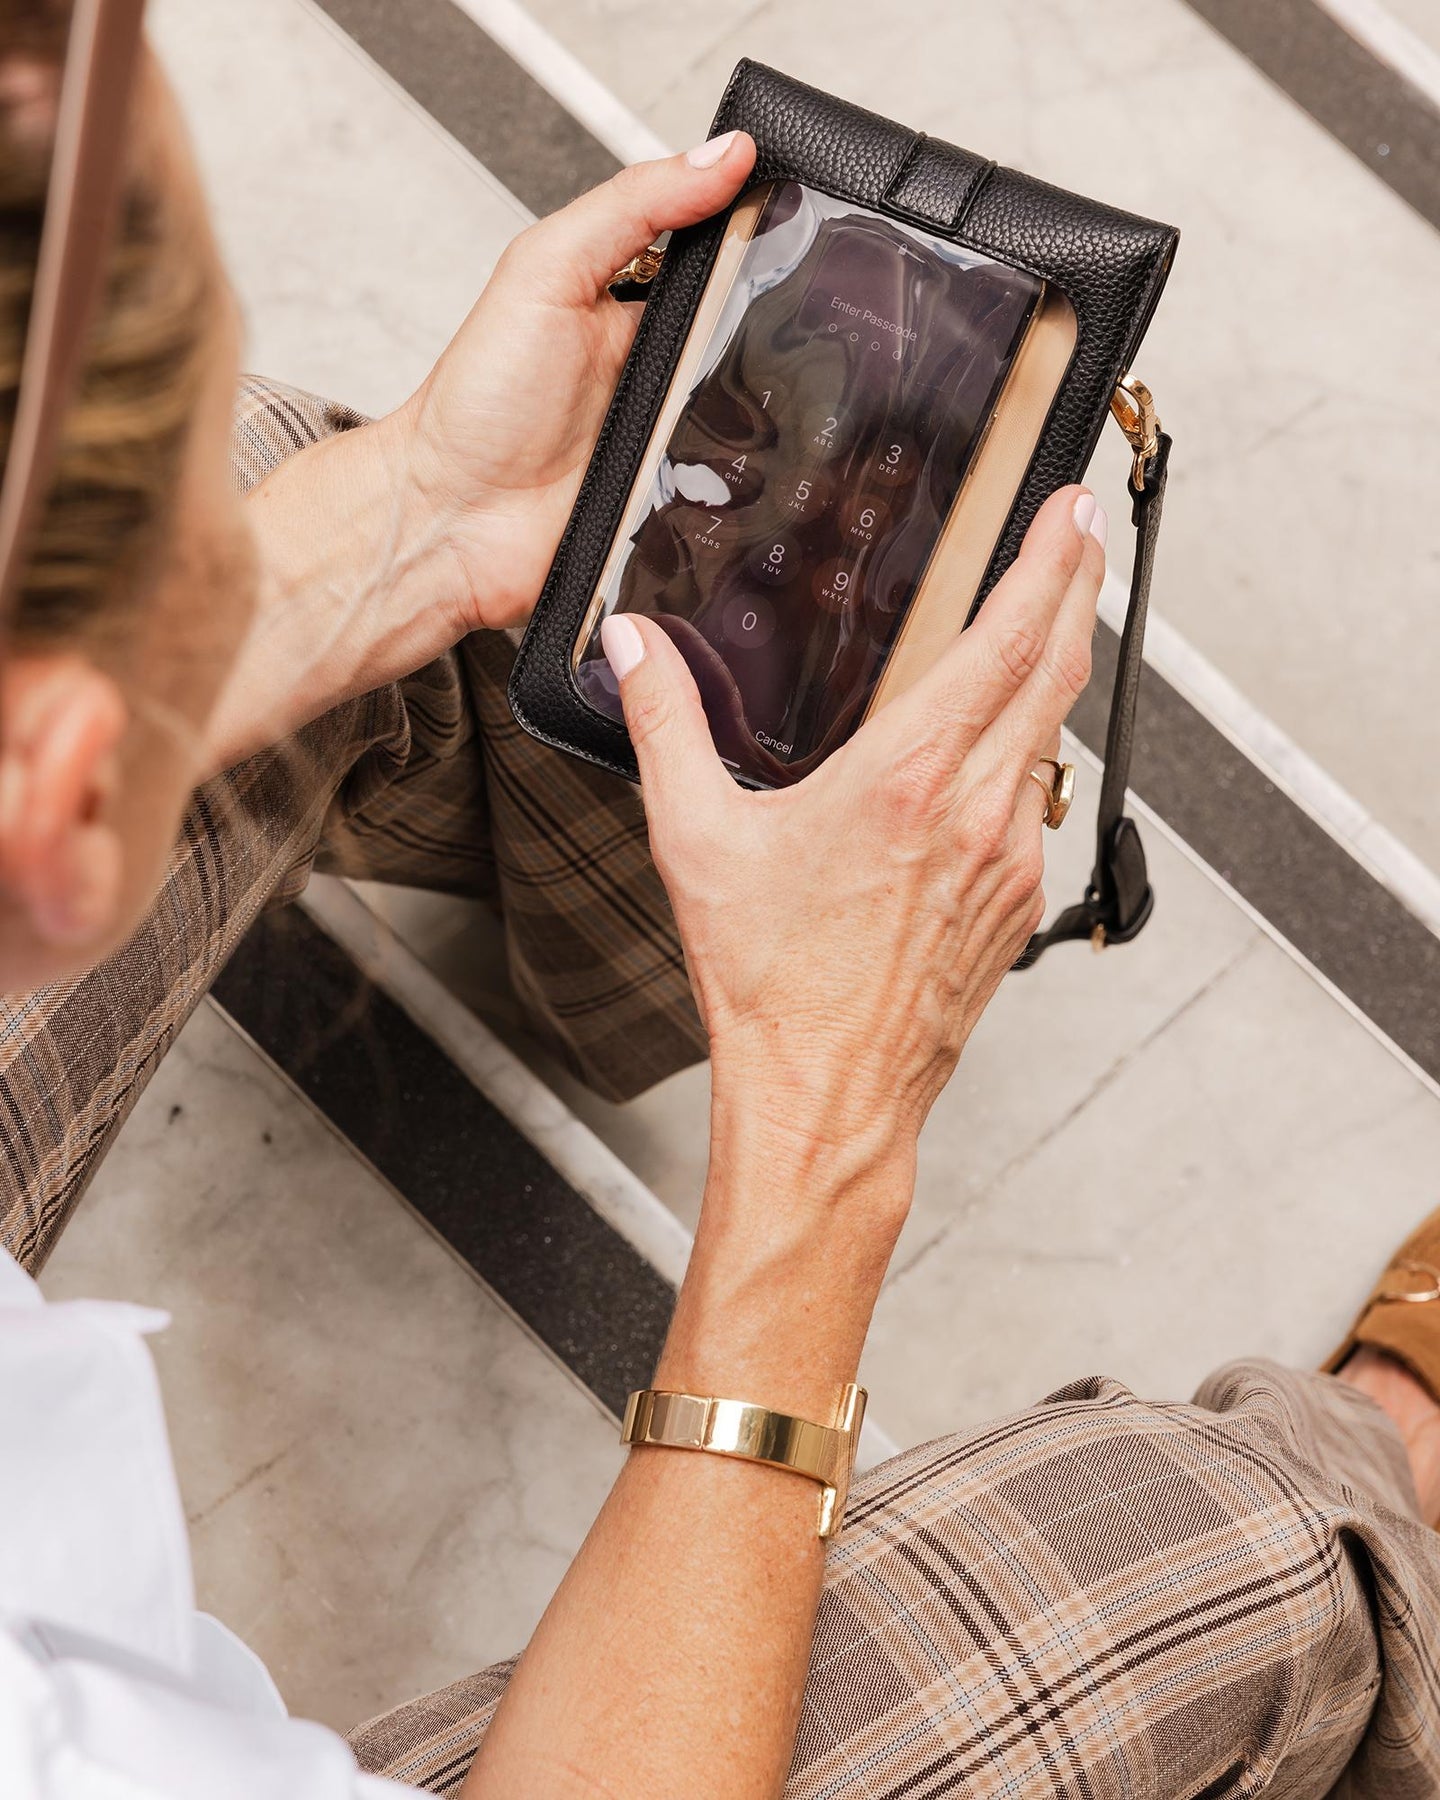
[
  {"left": 1111, "top": 376, "right": 1161, "bottom": 494},
  {"left": 608, "top": 243, "right": 666, "bottom": 297}
]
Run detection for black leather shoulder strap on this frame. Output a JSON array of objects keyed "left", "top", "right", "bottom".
[{"left": 1013, "top": 431, "right": 1171, "bottom": 970}]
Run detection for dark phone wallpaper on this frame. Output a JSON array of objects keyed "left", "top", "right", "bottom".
[{"left": 576, "top": 181, "right": 1041, "bottom": 786}]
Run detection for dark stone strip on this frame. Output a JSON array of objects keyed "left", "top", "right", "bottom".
[
  {"left": 1074, "top": 620, "right": 1440, "bottom": 1081},
  {"left": 1180, "top": 0, "right": 1440, "bottom": 232},
  {"left": 211, "top": 908, "right": 673, "bottom": 1416},
  {"left": 310, "top": 0, "right": 620, "bottom": 216}
]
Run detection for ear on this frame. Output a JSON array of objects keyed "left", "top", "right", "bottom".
[{"left": 0, "top": 655, "right": 127, "bottom": 948}]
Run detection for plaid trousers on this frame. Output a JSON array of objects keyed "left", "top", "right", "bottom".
[{"left": 6, "top": 383, "right": 1440, "bottom": 1797}]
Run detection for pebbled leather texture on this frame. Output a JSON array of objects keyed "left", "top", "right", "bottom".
[{"left": 509, "top": 58, "right": 1180, "bottom": 805}]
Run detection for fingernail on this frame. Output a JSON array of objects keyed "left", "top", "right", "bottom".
[
  {"left": 686, "top": 129, "right": 739, "bottom": 169},
  {"left": 600, "top": 614, "right": 646, "bottom": 679},
  {"left": 1090, "top": 505, "right": 1109, "bottom": 549},
  {"left": 1072, "top": 492, "right": 1097, "bottom": 536}
]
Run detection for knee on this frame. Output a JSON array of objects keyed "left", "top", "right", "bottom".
[{"left": 806, "top": 1379, "right": 1379, "bottom": 1797}]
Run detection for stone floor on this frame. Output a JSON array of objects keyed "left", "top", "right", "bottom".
[
  {"left": 41, "top": 999, "right": 623, "bottom": 1733},
  {"left": 38, "top": 0, "right": 1440, "bottom": 1743}
]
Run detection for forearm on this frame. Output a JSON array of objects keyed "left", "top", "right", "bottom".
[
  {"left": 203, "top": 399, "right": 464, "bottom": 776},
  {"left": 463, "top": 1103, "right": 914, "bottom": 1799}
]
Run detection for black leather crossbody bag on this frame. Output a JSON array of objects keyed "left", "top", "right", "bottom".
[{"left": 510, "top": 60, "right": 1179, "bottom": 965}]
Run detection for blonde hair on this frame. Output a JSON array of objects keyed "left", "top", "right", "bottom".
[{"left": 0, "top": 1, "right": 214, "bottom": 642}]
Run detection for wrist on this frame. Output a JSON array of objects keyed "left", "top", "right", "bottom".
[
  {"left": 251, "top": 402, "right": 445, "bottom": 602},
  {"left": 208, "top": 407, "right": 465, "bottom": 772},
  {"left": 656, "top": 1215, "right": 892, "bottom": 1424},
  {"left": 307, "top": 401, "right": 472, "bottom": 659},
  {"left": 379, "top": 391, "right": 475, "bottom": 631},
  {"left": 706, "top": 1049, "right": 919, "bottom": 1240},
  {"left": 652, "top": 1105, "right": 915, "bottom": 1422}
]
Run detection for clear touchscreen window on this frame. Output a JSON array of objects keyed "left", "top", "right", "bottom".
[{"left": 574, "top": 180, "right": 1044, "bottom": 786}]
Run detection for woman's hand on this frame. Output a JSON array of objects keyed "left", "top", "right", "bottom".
[
  {"left": 397, "top": 130, "right": 757, "bottom": 634},
  {"left": 603, "top": 485, "right": 1109, "bottom": 1223},
  {"left": 209, "top": 136, "right": 756, "bottom": 773}
]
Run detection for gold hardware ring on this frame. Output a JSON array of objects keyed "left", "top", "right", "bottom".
[
  {"left": 1111, "top": 376, "right": 1161, "bottom": 494},
  {"left": 1028, "top": 758, "right": 1076, "bottom": 829},
  {"left": 607, "top": 243, "right": 666, "bottom": 297}
]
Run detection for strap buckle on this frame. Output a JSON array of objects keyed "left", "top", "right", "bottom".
[
  {"left": 607, "top": 243, "right": 666, "bottom": 298},
  {"left": 1111, "top": 377, "right": 1160, "bottom": 494}
]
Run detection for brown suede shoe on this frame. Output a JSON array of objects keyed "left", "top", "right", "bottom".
[{"left": 1325, "top": 1205, "right": 1440, "bottom": 1403}]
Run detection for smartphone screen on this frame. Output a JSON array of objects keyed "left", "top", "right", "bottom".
[{"left": 573, "top": 180, "right": 1045, "bottom": 786}]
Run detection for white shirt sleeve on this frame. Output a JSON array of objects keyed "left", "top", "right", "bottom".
[{"left": 0, "top": 1252, "right": 423, "bottom": 1798}]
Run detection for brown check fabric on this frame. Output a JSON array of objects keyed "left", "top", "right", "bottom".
[
  {"left": 0, "top": 376, "right": 704, "bottom": 1274},
  {"left": 351, "top": 1360, "right": 1440, "bottom": 1798}
]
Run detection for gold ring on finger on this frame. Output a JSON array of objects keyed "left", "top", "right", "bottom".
[{"left": 1027, "top": 758, "right": 1076, "bottom": 830}]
